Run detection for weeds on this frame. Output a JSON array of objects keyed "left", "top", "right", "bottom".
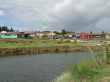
[{"left": 70, "top": 60, "right": 102, "bottom": 82}]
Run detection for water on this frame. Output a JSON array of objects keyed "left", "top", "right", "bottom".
[{"left": 0, "top": 52, "right": 92, "bottom": 82}]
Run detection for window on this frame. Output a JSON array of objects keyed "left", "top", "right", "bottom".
[{"left": 4, "top": 34, "right": 11, "bottom": 36}]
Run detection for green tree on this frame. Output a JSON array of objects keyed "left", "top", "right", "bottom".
[
  {"left": 90, "top": 31, "right": 92, "bottom": 34},
  {"left": 102, "top": 31, "right": 105, "bottom": 34},
  {"left": 0, "top": 26, "right": 1, "bottom": 32},
  {"left": 61, "top": 29, "right": 67, "bottom": 35},
  {"left": 10, "top": 27, "right": 14, "bottom": 32},
  {"left": 0, "top": 25, "right": 15, "bottom": 32},
  {"left": 53, "top": 31, "right": 61, "bottom": 35}
]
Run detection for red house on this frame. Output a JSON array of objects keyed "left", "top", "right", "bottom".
[
  {"left": 76, "top": 32, "right": 92, "bottom": 39},
  {"left": 90, "top": 34, "right": 104, "bottom": 39}
]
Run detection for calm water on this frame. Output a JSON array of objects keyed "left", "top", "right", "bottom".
[{"left": 0, "top": 52, "right": 92, "bottom": 82}]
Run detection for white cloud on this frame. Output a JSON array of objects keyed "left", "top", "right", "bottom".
[
  {"left": 0, "top": 0, "right": 110, "bottom": 31},
  {"left": 0, "top": 10, "right": 5, "bottom": 16}
]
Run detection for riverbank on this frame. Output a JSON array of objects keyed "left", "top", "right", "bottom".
[
  {"left": 0, "top": 38, "right": 109, "bottom": 56},
  {"left": 0, "top": 46, "right": 89, "bottom": 56}
]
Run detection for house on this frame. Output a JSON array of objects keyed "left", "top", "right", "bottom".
[
  {"left": 42, "top": 31, "right": 52, "bottom": 37},
  {"left": 90, "top": 34, "right": 105, "bottom": 40},
  {"left": 17, "top": 31, "right": 36, "bottom": 38},
  {"left": 105, "top": 34, "right": 110, "bottom": 40},
  {"left": 76, "top": 32, "right": 92, "bottom": 39},
  {"left": 36, "top": 32, "right": 44, "bottom": 38},
  {"left": 0, "top": 31, "right": 36, "bottom": 39},
  {"left": 66, "top": 32, "right": 74, "bottom": 39},
  {"left": 36, "top": 31, "right": 56, "bottom": 39},
  {"left": 17, "top": 32, "right": 25, "bottom": 38},
  {"left": 24, "top": 31, "right": 36, "bottom": 38},
  {"left": 47, "top": 32, "right": 56, "bottom": 39},
  {"left": 0, "top": 31, "right": 17, "bottom": 38}
]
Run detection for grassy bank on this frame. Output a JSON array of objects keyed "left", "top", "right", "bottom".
[
  {"left": 53, "top": 47, "right": 110, "bottom": 82},
  {"left": 53, "top": 61, "right": 110, "bottom": 82},
  {"left": 0, "top": 46, "right": 88, "bottom": 56},
  {"left": 0, "top": 38, "right": 89, "bottom": 55},
  {"left": 0, "top": 38, "right": 109, "bottom": 55}
]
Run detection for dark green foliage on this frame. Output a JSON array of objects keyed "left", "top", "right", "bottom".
[
  {"left": 0, "top": 26, "right": 1, "bottom": 32},
  {"left": 102, "top": 31, "right": 105, "bottom": 34},
  {"left": 90, "top": 31, "right": 92, "bottom": 34},
  {"left": 0, "top": 26, "right": 15, "bottom": 32},
  {"left": 61, "top": 29, "right": 67, "bottom": 35},
  {"left": 53, "top": 31, "right": 61, "bottom": 35},
  {"left": 10, "top": 27, "right": 14, "bottom": 32}
]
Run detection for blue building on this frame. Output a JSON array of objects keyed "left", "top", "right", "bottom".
[
  {"left": 0, "top": 31, "right": 36, "bottom": 38},
  {"left": 0, "top": 32, "right": 17, "bottom": 38}
]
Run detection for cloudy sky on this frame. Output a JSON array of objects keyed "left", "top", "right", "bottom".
[{"left": 0, "top": 0, "right": 110, "bottom": 32}]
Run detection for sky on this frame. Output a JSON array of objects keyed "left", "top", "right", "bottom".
[{"left": 0, "top": 0, "right": 110, "bottom": 32}]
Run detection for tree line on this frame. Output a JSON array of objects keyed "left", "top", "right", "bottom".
[{"left": 0, "top": 26, "right": 14, "bottom": 32}]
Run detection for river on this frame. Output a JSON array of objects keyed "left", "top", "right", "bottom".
[{"left": 0, "top": 52, "right": 92, "bottom": 82}]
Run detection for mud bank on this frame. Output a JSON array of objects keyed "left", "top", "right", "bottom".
[{"left": 0, "top": 46, "right": 89, "bottom": 56}]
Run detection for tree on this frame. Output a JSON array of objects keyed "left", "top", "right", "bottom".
[
  {"left": 53, "top": 31, "right": 61, "bottom": 35},
  {"left": 61, "top": 29, "right": 67, "bottom": 35},
  {"left": 1, "top": 26, "right": 9, "bottom": 31},
  {"left": 0, "top": 26, "right": 1, "bottom": 32},
  {"left": 90, "top": 31, "right": 92, "bottom": 34},
  {"left": 102, "top": 31, "right": 105, "bottom": 34},
  {"left": 10, "top": 27, "right": 14, "bottom": 32},
  {"left": 0, "top": 25, "right": 15, "bottom": 32}
]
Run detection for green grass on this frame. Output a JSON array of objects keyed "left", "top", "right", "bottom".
[
  {"left": 0, "top": 38, "right": 109, "bottom": 48},
  {"left": 54, "top": 52, "right": 110, "bottom": 82},
  {"left": 54, "top": 63, "right": 110, "bottom": 82},
  {"left": 0, "top": 38, "right": 79, "bottom": 48}
]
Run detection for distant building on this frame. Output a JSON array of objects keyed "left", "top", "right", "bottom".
[
  {"left": 0, "top": 31, "right": 36, "bottom": 38},
  {"left": 90, "top": 34, "right": 105, "bottom": 40},
  {"left": 76, "top": 32, "right": 105, "bottom": 40},
  {"left": 105, "top": 34, "right": 110, "bottom": 40},
  {"left": 76, "top": 32, "right": 92, "bottom": 39},
  {"left": 36, "top": 32, "right": 45, "bottom": 38},
  {"left": 35, "top": 31, "right": 56, "bottom": 39},
  {"left": 66, "top": 32, "right": 74, "bottom": 39},
  {"left": 0, "top": 31, "right": 17, "bottom": 38},
  {"left": 23, "top": 31, "right": 36, "bottom": 38},
  {"left": 17, "top": 32, "right": 25, "bottom": 38}
]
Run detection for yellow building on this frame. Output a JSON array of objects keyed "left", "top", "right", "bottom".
[{"left": 106, "top": 34, "right": 110, "bottom": 40}]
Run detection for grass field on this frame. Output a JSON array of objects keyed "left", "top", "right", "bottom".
[
  {"left": 0, "top": 38, "right": 82, "bottom": 48},
  {"left": 0, "top": 38, "right": 109, "bottom": 48}
]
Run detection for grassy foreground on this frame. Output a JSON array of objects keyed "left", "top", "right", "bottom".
[
  {"left": 53, "top": 61, "right": 110, "bottom": 82},
  {"left": 53, "top": 47, "right": 110, "bottom": 82}
]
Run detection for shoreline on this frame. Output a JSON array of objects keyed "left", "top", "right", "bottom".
[
  {"left": 0, "top": 45, "right": 106, "bottom": 56},
  {"left": 0, "top": 46, "right": 89, "bottom": 56}
]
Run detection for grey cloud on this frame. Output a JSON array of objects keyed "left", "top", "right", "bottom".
[{"left": 0, "top": 0, "right": 110, "bottom": 32}]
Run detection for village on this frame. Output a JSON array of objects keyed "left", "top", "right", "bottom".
[{"left": 0, "top": 30, "right": 110, "bottom": 40}]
